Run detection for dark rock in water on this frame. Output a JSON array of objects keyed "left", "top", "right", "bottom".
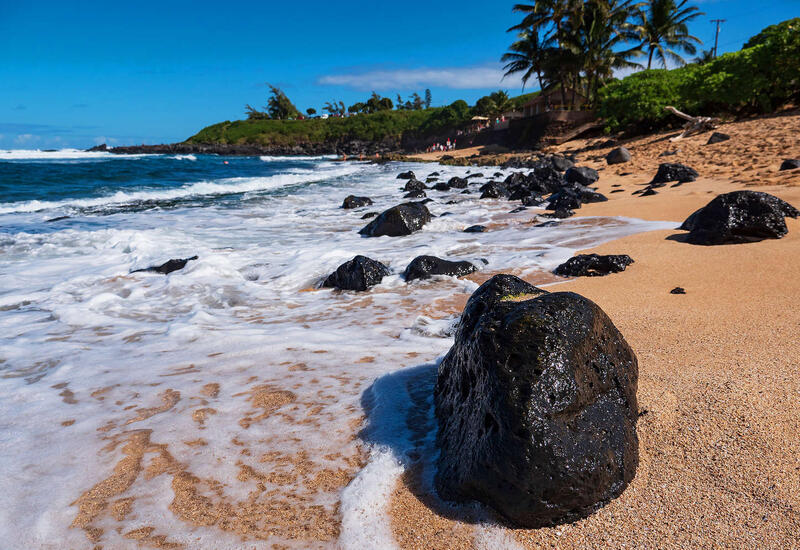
[
  {"left": 460, "top": 189, "right": 471, "bottom": 194},
  {"left": 606, "top": 147, "right": 631, "bottom": 165},
  {"left": 466, "top": 173, "right": 484, "bottom": 179},
  {"left": 541, "top": 209, "right": 574, "bottom": 219},
  {"left": 361, "top": 211, "right": 378, "bottom": 219},
  {"left": 547, "top": 188, "right": 582, "bottom": 211},
  {"left": 46, "top": 215, "right": 71, "bottom": 222},
  {"left": 426, "top": 177, "right": 439, "bottom": 183},
  {"left": 445, "top": 200, "right": 459, "bottom": 205},
  {"left": 494, "top": 172, "right": 504, "bottom": 178},
  {"left": 479, "top": 182, "right": 508, "bottom": 199},
  {"left": 359, "top": 201, "right": 432, "bottom": 237},
  {"left": 640, "top": 188, "right": 658, "bottom": 197},
  {"left": 404, "top": 255, "right": 477, "bottom": 281},
  {"left": 679, "top": 190, "right": 799, "bottom": 245},
  {"left": 403, "top": 178, "right": 427, "bottom": 191},
  {"left": 779, "top": 159, "right": 800, "bottom": 171},
  {"left": 650, "top": 163, "right": 698, "bottom": 185},
  {"left": 670, "top": 287, "right": 686, "bottom": 295},
  {"left": 448, "top": 177, "right": 469, "bottom": 189},
  {"left": 509, "top": 206, "right": 527, "bottom": 214},
  {"left": 438, "top": 212, "right": 454, "bottom": 217},
  {"left": 342, "top": 195, "right": 373, "bottom": 209},
  {"left": 404, "top": 190, "right": 427, "bottom": 199},
  {"left": 464, "top": 225, "right": 487, "bottom": 233},
  {"left": 321, "top": 255, "right": 389, "bottom": 291},
  {"left": 433, "top": 181, "right": 451, "bottom": 191},
  {"left": 397, "top": 171, "right": 415, "bottom": 180},
  {"left": 521, "top": 194, "right": 545, "bottom": 207},
  {"left": 565, "top": 166, "right": 599, "bottom": 186},
  {"left": 434, "top": 274, "right": 639, "bottom": 528},
  {"left": 707, "top": 132, "right": 730, "bottom": 145},
  {"left": 528, "top": 166, "right": 566, "bottom": 195},
  {"left": 428, "top": 172, "right": 440, "bottom": 177},
  {"left": 420, "top": 198, "right": 434, "bottom": 204},
  {"left": 554, "top": 254, "right": 634, "bottom": 277},
  {"left": 132, "top": 256, "right": 198, "bottom": 275}
]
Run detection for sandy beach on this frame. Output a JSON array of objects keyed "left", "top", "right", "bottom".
[{"left": 388, "top": 113, "right": 800, "bottom": 548}]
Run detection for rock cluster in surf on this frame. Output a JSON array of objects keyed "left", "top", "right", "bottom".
[{"left": 434, "top": 274, "right": 639, "bottom": 528}]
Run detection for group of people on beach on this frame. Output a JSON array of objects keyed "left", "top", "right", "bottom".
[{"left": 426, "top": 138, "right": 456, "bottom": 153}]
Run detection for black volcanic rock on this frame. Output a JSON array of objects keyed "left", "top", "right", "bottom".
[
  {"left": 404, "top": 190, "right": 427, "bottom": 199},
  {"left": 541, "top": 209, "right": 575, "bottom": 219},
  {"left": 479, "top": 182, "right": 508, "bottom": 199},
  {"left": 707, "top": 132, "right": 730, "bottom": 145},
  {"left": 521, "top": 194, "right": 545, "bottom": 206},
  {"left": 321, "top": 255, "right": 389, "bottom": 291},
  {"left": 650, "top": 163, "right": 698, "bottom": 185},
  {"left": 779, "top": 159, "right": 800, "bottom": 171},
  {"left": 434, "top": 274, "right": 639, "bottom": 528},
  {"left": 403, "top": 255, "right": 477, "bottom": 281},
  {"left": 403, "top": 178, "right": 427, "bottom": 191},
  {"left": 464, "top": 225, "right": 488, "bottom": 233},
  {"left": 606, "top": 147, "right": 631, "bottom": 165},
  {"left": 466, "top": 173, "right": 484, "bottom": 179},
  {"left": 361, "top": 212, "right": 378, "bottom": 219},
  {"left": 679, "top": 190, "right": 799, "bottom": 245},
  {"left": 670, "top": 287, "right": 686, "bottom": 294},
  {"left": 448, "top": 177, "right": 469, "bottom": 189},
  {"left": 565, "top": 166, "right": 599, "bottom": 186},
  {"left": 426, "top": 177, "right": 439, "bottom": 183},
  {"left": 554, "top": 254, "right": 634, "bottom": 277},
  {"left": 547, "top": 154, "right": 574, "bottom": 172},
  {"left": 433, "top": 181, "right": 451, "bottom": 191},
  {"left": 359, "top": 201, "right": 432, "bottom": 237},
  {"left": 132, "top": 256, "right": 198, "bottom": 275},
  {"left": 341, "top": 195, "right": 373, "bottom": 209},
  {"left": 397, "top": 171, "right": 416, "bottom": 180}
]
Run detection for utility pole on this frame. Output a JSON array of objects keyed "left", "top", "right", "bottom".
[{"left": 711, "top": 19, "right": 726, "bottom": 58}]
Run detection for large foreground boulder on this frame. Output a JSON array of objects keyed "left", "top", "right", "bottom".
[
  {"left": 434, "top": 274, "right": 639, "bottom": 528},
  {"left": 321, "top": 255, "right": 389, "bottom": 291},
  {"left": 554, "top": 254, "right": 634, "bottom": 277},
  {"left": 565, "top": 166, "right": 599, "bottom": 186},
  {"left": 403, "top": 255, "right": 477, "bottom": 281},
  {"left": 341, "top": 195, "right": 373, "bottom": 209},
  {"left": 359, "top": 201, "right": 431, "bottom": 237},
  {"left": 679, "top": 190, "right": 799, "bottom": 245}
]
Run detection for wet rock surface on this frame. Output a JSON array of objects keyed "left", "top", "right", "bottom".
[
  {"left": 464, "top": 225, "right": 488, "bottom": 233},
  {"left": 650, "top": 163, "right": 698, "bottom": 185},
  {"left": 606, "top": 147, "right": 631, "bottom": 165},
  {"left": 403, "top": 190, "right": 426, "bottom": 199},
  {"left": 779, "top": 159, "right": 800, "bottom": 171},
  {"left": 397, "top": 171, "right": 416, "bottom": 180},
  {"left": 554, "top": 254, "right": 634, "bottom": 277},
  {"left": 403, "top": 255, "right": 477, "bottom": 281},
  {"left": 434, "top": 274, "right": 639, "bottom": 528},
  {"left": 679, "top": 190, "right": 799, "bottom": 245},
  {"left": 359, "top": 201, "right": 432, "bottom": 237},
  {"left": 132, "top": 256, "right": 199, "bottom": 275},
  {"left": 341, "top": 195, "right": 373, "bottom": 209},
  {"left": 403, "top": 178, "right": 427, "bottom": 192},
  {"left": 321, "top": 255, "right": 390, "bottom": 291}
]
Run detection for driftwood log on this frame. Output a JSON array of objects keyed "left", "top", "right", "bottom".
[{"left": 665, "top": 106, "right": 718, "bottom": 141}]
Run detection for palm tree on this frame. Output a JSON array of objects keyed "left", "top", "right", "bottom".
[
  {"left": 501, "top": 29, "right": 551, "bottom": 92},
  {"left": 635, "top": 0, "right": 704, "bottom": 69},
  {"left": 692, "top": 48, "right": 714, "bottom": 64}
]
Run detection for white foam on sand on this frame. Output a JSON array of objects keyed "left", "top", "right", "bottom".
[{"left": 0, "top": 158, "right": 678, "bottom": 548}]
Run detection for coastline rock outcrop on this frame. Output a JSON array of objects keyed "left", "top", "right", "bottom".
[
  {"left": 359, "top": 201, "right": 431, "bottom": 237},
  {"left": 606, "top": 147, "right": 631, "bottom": 165},
  {"left": 434, "top": 274, "right": 639, "bottom": 528},
  {"left": 321, "top": 255, "right": 390, "bottom": 291},
  {"left": 679, "top": 190, "right": 799, "bottom": 245},
  {"left": 565, "top": 166, "right": 599, "bottom": 186},
  {"left": 403, "top": 255, "right": 477, "bottom": 281},
  {"left": 341, "top": 195, "right": 373, "bottom": 209},
  {"left": 131, "top": 256, "right": 198, "bottom": 275},
  {"left": 554, "top": 254, "right": 634, "bottom": 277}
]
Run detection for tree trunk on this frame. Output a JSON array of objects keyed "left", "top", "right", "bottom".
[{"left": 647, "top": 48, "right": 654, "bottom": 70}]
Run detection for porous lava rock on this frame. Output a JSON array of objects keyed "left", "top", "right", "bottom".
[
  {"left": 606, "top": 147, "right": 631, "bottom": 165},
  {"left": 397, "top": 171, "right": 415, "bottom": 180},
  {"left": 650, "top": 163, "right": 698, "bottom": 185},
  {"left": 403, "top": 178, "right": 427, "bottom": 192},
  {"left": 132, "top": 256, "right": 198, "bottom": 275},
  {"left": 359, "top": 201, "right": 432, "bottom": 237},
  {"left": 554, "top": 254, "right": 634, "bottom": 277},
  {"left": 464, "top": 225, "right": 487, "bottom": 233},
  {"left": 341, "top": 195, "right": 373, "bottom": 209},
  {"left": 679, "top": 190, "right": 799, "bottom": 245},
  {"left": 779, "top": 159, "right": 800, "bottom": 171},
  {"left": 434, "top": 274, "right": 639, "bottom": 528},
  {"left": 403, "top": 255, "right": 477, "bottom": 281},
  {"left": 565, "top": 166, "right": 599, "bottom": 186},
  {"left": 321, "top": 255, "right": 389, "bottom": 291},
  {"left": 403, "top": 190, "right": 426, "bottom": 199},
  {"left": 448, "top": 176, "right": 469, "bottom": 189},
  {"left": 479, "top": 182, "right": 508, "bottom": 199}
]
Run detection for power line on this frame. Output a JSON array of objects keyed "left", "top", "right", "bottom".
[{"left": 711, "top": 19, "right": 727, "bottom": 58}]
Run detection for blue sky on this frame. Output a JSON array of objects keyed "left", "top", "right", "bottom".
[{"left": 0, "top": 0, "right": 796, "bottom": 149}]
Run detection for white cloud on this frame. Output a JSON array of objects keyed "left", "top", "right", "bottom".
[
  {"left": 317, "top": 66, "right": 525, "bottom": 91},
  {"left": 14, "top": 133, "right": 38, "bottom": 144}
]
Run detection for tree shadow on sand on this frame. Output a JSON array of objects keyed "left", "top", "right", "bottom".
[{"left": 357, "top": 361, "right": 507, "bottom": 527}]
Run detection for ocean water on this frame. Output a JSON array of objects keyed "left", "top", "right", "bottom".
[{"left": 0, "top": 150, "right": 676, "bottom": 549}]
